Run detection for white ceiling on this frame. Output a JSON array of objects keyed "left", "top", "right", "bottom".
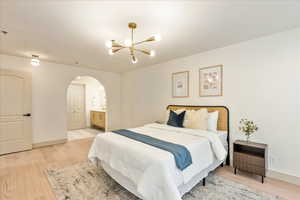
[{"left": 1, "top": 0, "right": 300, "bottom": 73}]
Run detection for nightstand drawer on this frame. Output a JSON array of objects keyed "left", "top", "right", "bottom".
[
  {"left": 234, "top": 153, "right": 266, "bottom": 176},
  {"left": 241, "top": 164, "right": 265, "bottom": 176},
  {"left": 234, "top": 152, "right": 265, "bottom": 167}
]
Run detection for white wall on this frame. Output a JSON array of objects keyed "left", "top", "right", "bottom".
[
  {"left": 71, "top": 76, "right": 107, "bottom": 127},
  {"left": 121, "top": 28, "right": 300, "bottom": 178},
  {"left": 0, "top": 54, "right": 121, "bottom": 144}
]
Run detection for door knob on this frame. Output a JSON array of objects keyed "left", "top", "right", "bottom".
[{"left": 23, "top": 113, "right": 31, "bottom": 117}]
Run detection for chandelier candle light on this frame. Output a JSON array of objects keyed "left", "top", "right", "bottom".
[{"left": 105, "top": 22, "right": 161, "bottom": 64}]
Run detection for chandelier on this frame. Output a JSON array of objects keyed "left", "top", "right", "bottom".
[{"left": 105, "top": 22, "right": 161, "bottom": 64}]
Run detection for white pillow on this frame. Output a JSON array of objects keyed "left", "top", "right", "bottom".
[
  {"left": 207, "top": 111, "right": 219, "bottom": 132},
  {"left": 164, "top": 109, "right": 185, "bottom": 123},
  {"left": 183, "top": 109, "right": 208, "bottom": 130}
]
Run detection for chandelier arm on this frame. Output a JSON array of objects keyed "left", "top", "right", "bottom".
[
  {"left": 134, "top": 36, "right": 156, "bottom": 46},
  {"left": 133, "top": 40, "right": 149, "bottom": 46},
  {"left": 111, "top": 41, "right": 125, "bottom": 48},
  {"left": 112, "top": 44, "right": 125, "bottom": 48},
  {"left": 133, "top": 40, "right": 155, "bottom": 46},
  {"left": 112, "top": 47, "right": 126, "bottom": 53},
  {"left": 134, "top": 48, "right": 151, "bottom": 55}
]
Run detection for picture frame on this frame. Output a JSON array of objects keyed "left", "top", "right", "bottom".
[
  {"left": 199, "top": 65, "right": 223, "bottom": 97},
  {"left": 172, "top": 71, "right": 189, "bottom": 98}
]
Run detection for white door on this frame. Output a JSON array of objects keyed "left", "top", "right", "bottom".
[
  {"left": 0, "top": 69, "right": 32, "bottom": 155},
  {"left": 67, "top": 83, "right": 86, "bottom": 130}
]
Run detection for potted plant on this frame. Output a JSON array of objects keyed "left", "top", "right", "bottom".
[{"left": 239, "top": 119, "right": 258, "bottom": 142}]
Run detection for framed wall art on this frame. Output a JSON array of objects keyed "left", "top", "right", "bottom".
[
  {"left": 199, "top": 65, "right": 223, "bottom": 97},
  {"left": 172, "top": 71, "right": 189, "bottom": 98}
]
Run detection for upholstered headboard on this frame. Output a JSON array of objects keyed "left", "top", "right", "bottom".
[
  {"left": 167, "top": 105, "right": 229, "bottom": 131},
  {"left": 166, "top": 105, "right": 230, "bottom": 165}
]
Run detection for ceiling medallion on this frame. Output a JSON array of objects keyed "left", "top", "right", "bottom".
[{"left": 105, "top": 22, "right": 161, "bottom": 64}]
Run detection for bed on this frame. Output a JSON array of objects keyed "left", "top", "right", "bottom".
[{"left": 88, "top": 105, "right": 230, "bottom": 200}]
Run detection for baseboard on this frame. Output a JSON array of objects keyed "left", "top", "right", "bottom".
[
  {"left": 33, "top": 138, "right": 67, "bottom": 148},
  {"left": 267, "top": 169, "right": 300, "bottom": 185}
]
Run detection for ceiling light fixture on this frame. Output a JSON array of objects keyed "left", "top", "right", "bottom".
[
  {"left": 31, "top": 55, "right": 40, "bottom": 66},
  {"left": 105, "top": 22, "right": 161, "bottom": 64}
]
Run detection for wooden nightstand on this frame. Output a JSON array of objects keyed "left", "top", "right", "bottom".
[{"left": 233, "top": 140, "right": 268, "bottom": 183}]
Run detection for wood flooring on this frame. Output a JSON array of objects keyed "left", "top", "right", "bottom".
[{"left": 0, "top": 138, "right": 299, "bottom": 200}]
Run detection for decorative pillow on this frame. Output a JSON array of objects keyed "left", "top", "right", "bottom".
[
  {"left": 165, "top": 109, "right": 185, "bottom": 123},
  {"left": 167, "top": 110, "right": 186, "bottom": 128},
  {"left": 207, "top": 111, "right": 219, "bottom": 132},
  {"left": 183, "top": 109, "right": 208, "bottom": 130}
]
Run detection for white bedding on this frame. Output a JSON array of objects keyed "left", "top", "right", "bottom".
[
  {"left": 88, "top": 123, "right": 227, "bottom": 200},
  {"left": 217, "top": 130, "right": 228, "bottom": 148}
]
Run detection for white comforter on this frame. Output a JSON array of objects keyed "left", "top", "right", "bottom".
[{"left": 88, "top": 123, "right": 226, "bottom": 200}]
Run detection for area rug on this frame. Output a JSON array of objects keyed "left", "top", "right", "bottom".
[{"left": 46, "top": 162, "right": 279, "bottom": 200}]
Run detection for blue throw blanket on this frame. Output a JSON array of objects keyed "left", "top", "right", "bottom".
[{"left": 112, "top": 129, "right": 192, "bottom": 170}]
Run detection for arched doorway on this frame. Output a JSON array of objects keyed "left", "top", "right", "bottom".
[{"left": 66, "top": 76, "right": 107, "bottom": 141}]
